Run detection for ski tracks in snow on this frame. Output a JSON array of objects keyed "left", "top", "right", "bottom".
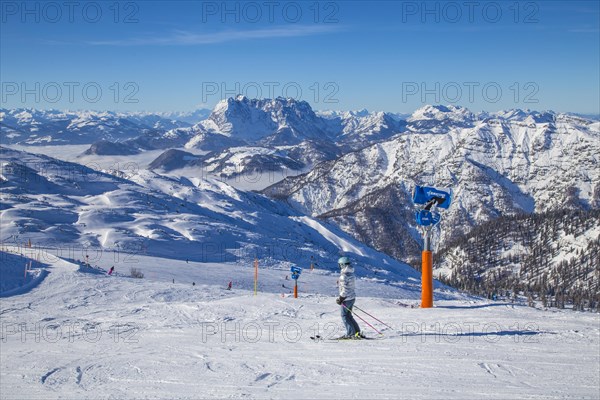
[
  {"left": 477, "top": 362, "right": 535, "bottom": 389},
  {"left": 40, "top": 364, "right": 93, "bottom": 388}
]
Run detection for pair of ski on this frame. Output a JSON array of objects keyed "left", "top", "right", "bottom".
[{"left": 309, "top": 334, "right": 381, "bottom": 342}]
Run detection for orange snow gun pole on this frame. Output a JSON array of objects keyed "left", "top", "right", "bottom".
[{"left": 421, "top": 250, "right": 433, "bottom": 308}]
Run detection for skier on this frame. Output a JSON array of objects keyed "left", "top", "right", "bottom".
[
  {"left": 108, "top": 266, "right": 115, "bottom": 275},
  {"left": 227, "top": 281, "right": 232, "bottom": 290},
  {"left": 336, "top": 256, "right": 364, "bottom": 339}
]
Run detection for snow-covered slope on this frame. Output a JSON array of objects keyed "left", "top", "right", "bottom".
[
  {"left": 1, "top": 250, "right": 598, "bottom": 399},
  {"left": 0, "top": 146, "right": 419, "bottom": 282}
]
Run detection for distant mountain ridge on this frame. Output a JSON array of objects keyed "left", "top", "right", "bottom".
[{"left": 0, "top": 108, "right": 210, "bottom": 146}]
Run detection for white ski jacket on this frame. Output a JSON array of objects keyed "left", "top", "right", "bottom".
[{"left": 338, "top": 264, "right": 356, "bottom": 301}]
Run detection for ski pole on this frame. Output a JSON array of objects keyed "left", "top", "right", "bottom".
[
  {"left": 342, "top": 303, "right": 383, "bottom": 336},
  {"left": 353, "top": 305, "right": 393, "bottom": 330}
]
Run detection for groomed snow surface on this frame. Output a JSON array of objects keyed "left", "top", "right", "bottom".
[{"left": 1, "top": 252, "right": 598, "bottom": 399}]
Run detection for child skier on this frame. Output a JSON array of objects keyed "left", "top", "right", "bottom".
[{"left": 336, "top": 256, "right": 364, "bottom": 339}]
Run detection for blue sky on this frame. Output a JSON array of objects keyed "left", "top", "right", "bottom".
[{"left": 1, "top": 1, "right": 599, "bottom": 113}]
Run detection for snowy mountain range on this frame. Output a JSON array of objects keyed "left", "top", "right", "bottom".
[
  {"left": 188, "top": 96, "right": 409, "bottom": 148},
  {"left": 264, "top": 104, "right": 600, "bottom": 262},
  {"left": 2, "top": 99, "right": 599, "bottom": 303},
  {"left": 2, "top": 98, "right": 408, "bottom": 178},
  {"left": 0, "top": 108, "right": 210, "bottom": 146},
  {"left": 171, "top": 96, "right": 406, "bottom": 177}
]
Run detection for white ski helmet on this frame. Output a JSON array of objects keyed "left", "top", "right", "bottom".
[{"left": 338, "top": 256, "right": 350, "bottom": 265}]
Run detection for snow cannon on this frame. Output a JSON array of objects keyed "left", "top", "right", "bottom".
[
  {"left": 290, "top": 266, "right": 302, "bottom": 298},
  {"left": 412, "top": 185, "right": 452, "bottom": 308}
]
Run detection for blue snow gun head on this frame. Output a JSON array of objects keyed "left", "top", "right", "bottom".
[{"left": 412, "top": 185, "right": 452, "bottom": 210}]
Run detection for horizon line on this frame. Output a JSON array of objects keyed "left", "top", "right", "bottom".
[{"left": 2, "top": 104, "right": 599, "bottom": 119}]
